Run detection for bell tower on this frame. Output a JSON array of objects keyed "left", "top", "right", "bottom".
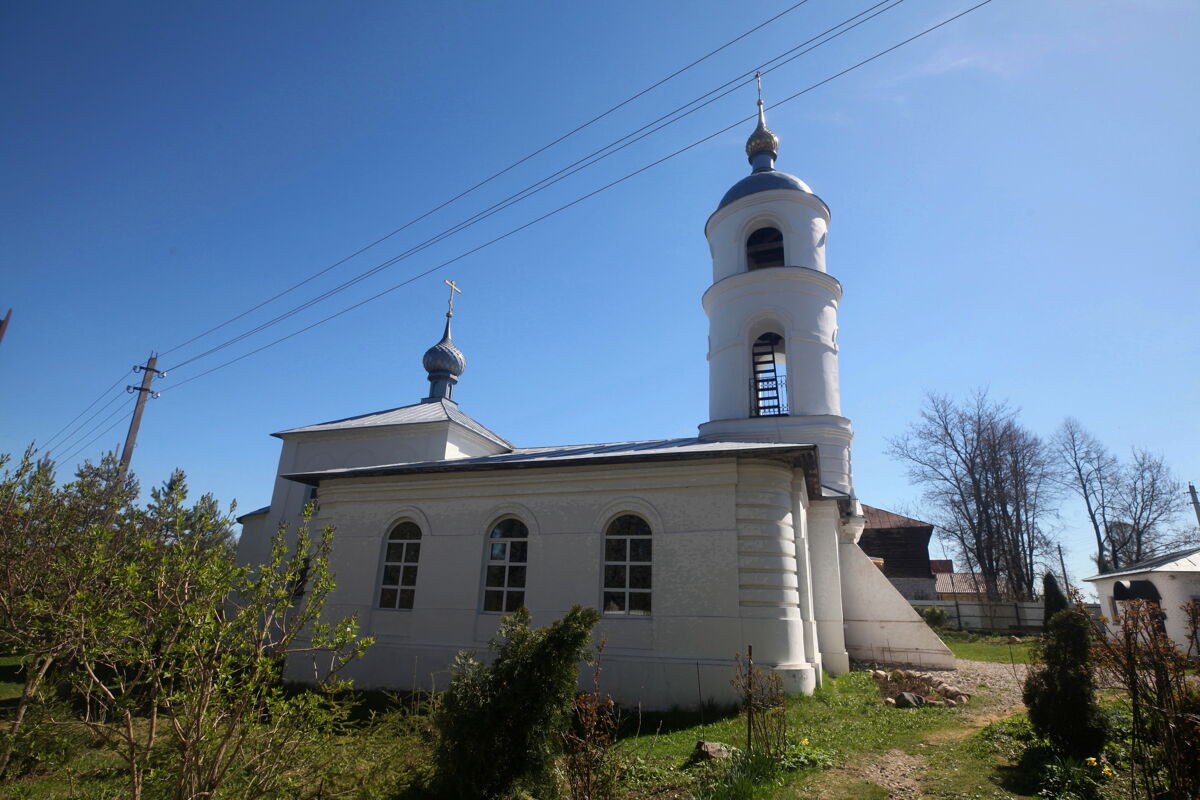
[{"left": 697, "top": 90, "right": 853, "bottom": 494}]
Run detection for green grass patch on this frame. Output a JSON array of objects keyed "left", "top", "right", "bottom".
[
  {"left": 0, "top": 655, "right": 24, "bottom": 701},
  {"left": 939, "top": 630, "right": 1035, "bottom": 664}
]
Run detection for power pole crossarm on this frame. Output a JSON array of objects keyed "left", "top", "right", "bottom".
[{"left": 116, "top": 354, "right": 164, "bottom": 485}]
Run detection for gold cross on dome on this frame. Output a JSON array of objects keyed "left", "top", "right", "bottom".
[
  {"left": 444, "top": 279, "right": 462, "bottom": 316},
  {"left": 756, "top": 72, "right": 764, "bottom": 108}
]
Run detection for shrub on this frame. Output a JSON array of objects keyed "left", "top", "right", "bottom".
[
  {"left": 1022, "top": 609, "right": 1107, "bottom": 759},
  {"left": 917, "top": 605, "right": 949, "bottom": 629},
  {"left": 433, "top": 606, "right": 599, "bottom": 799},
  {"left": 1041, "top": 572, "right": 1069, "bottom": 628},
  {"left": 1092, "top": 599, "right": 1200, "bottom": 799}
]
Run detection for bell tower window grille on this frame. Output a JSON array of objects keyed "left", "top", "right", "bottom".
[
  {"left": 747, "top": 227, "right": 784, "bottom": 270},
  {"left": 750, "top": 332, "right": 788, "bottom": 416}
]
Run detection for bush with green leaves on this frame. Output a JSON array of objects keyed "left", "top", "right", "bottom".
[
  {"left": 0, "top": 450, "right": 373, "bottom": 798},
  {"left": 1022, "top": 609, "right": 1107, "bottom": 759},
  {"left": 917, "top": 605, "right": 950, "bottom": 629},
  {"left": 433, "top": 605, "right": 600, "bottom": 799}
]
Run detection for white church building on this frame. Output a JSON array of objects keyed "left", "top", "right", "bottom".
[{"left": 236, "top": 101, "right": 953, "bottom": 709}]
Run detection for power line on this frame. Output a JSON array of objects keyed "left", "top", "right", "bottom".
[
  {"left": 159, "top": 0, "right": 997, "bottom": 393},
  {"left": 60, "top": 395, "right": 138, "bottom": 466},
  {"left": 161, "top": 0, "right": 906, "bottom": 375},
  {"left": 157, "top": 0, "right": 816, "bottom": 359},
  {"left": 41, "top": 368, "right": 132, "bottom": 451},
  {"left": 44, "top": 380, "right": 132, "bottom": 456}
]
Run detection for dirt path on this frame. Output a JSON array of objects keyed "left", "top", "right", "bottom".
[{"left": 809, "top": 659, "right": 1030, "bottom": 799}]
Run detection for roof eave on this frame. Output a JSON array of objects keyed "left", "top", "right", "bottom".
[{"left": 283, "top": 443, "right": 822, "bottom": 494}]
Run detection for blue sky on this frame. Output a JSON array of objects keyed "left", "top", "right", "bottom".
[{"left": 2, "top": 0, "right": 1197, "bottom": 591}]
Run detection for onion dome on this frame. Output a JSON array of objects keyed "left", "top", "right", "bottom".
[
  {"left": 745, "top": 101, "right": 779, "bottom": 166},
  {"left": 421, "top": 315, "right": 466, "bottom": 403},
  {"left": 423, "top": 317, "right": 466, "bottom": 376},
  {"left": 717, "top": 87, "right": 815, "bottom": 211}
]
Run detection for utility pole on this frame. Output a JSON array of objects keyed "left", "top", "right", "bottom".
[
  {"left": 0, "top": 308, "right": 11, "bottom": 346},
  {"left": 1189, "top": 483, "right": 1200, "bottom": 528},
  {"left": 116, "top": 354, "right": 164, "bottom": 485},
  {"left": 1057, "top": 543, "right": 1072, "bottom": 595}
]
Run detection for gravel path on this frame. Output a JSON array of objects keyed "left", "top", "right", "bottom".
[{"left": 926, "top": 657, "right": 1029, "bottom": 714}]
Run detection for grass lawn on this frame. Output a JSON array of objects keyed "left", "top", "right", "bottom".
[
  {"left": 939, "top": 630, "right": 1036, "bottom": 664},
  {"left": 0, "top": 655, "right": 24, "bottom": 700},
  {"left": 617, "top": 670, "right": 1037, "bottom": 799}
]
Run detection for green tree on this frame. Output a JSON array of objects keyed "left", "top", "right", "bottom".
[
  {"left": 434, "top": 605, "right": 600, "bottom": 799},
  {"left": 0, "top": 449, "right": 138, "bottom": 778},
  {"left": 1023, "top": 609, "right": 1107, "bottom": 759},
  {"left": 0, "top": 451, "right": 373, "bottom": 798}
]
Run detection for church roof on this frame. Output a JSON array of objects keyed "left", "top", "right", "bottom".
[
  {"left": 283, "top": 437, "right": 821, "bottom": 496},
  {"left": 273, "top": 399, "right": 513, "bottom": 448}
]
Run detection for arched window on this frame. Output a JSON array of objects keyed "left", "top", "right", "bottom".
[
  {"left": 751, "top": 332, "right": 787, "bottom": 416},
  {"left": 746, "top": 227, "right": 784, "bottom": 270},
  {"left": 603, "top": 514, "right": 652, "bottom": 616},
  {"left": 379, "top": 521, "right": 422, "bottom": 610},
  {"left": 483, "top": 518, "right": 528, "bottom": 612}
]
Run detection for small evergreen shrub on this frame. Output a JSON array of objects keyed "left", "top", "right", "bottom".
[
  {"left": 1041, "top": 572, "right": 1069, "bottom": 628},
  {"left": 1022, "top": 609, "right": 1108, "bottom": 759},
  {"left": 433, "top": 606, "right": 599, "bottom": 799}
]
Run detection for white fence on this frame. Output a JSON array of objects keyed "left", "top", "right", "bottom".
[{"left": 910, "top": 599, "right": 1101, "bottom": 633}]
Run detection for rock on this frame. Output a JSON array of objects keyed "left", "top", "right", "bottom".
[
  {"left": 955, "top": 696, "right": 969, "bottom": 705},
  {"left": 884, "top": 697, "right": 896, "bottom": 706},
  {"left": 1008, "top": 636, "right": 1022, "bottom": 644},
  {"left": 890, "top": 669, "right": 905, "bottom": 681},
  {"left": 894, "top": 692, "right": 926, "bottom": 709},
  {"left": 689, "top": 741, "right": 733, "bottom": 762},
  {"left": 871, "top": 669, "right": 888, "bottom": 681}
]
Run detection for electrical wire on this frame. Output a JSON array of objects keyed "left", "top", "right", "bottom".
[
  {"left": 59, "top": 396, "right": 137, "bottom": 466},
  {"left": 159, "top": 0, "right": 996, "bottom": 394},
  {"left": 157, "top": 0, "right": 816, "bottom": 359},
  {"left": 44, "top": 381, "right": 132, "bottom": 456},
  {"left": 40, "top": 368, "right": 132, "bottom": 452},
  {"left": 161, "top": 0, "right": 906, "bottom": 374}
]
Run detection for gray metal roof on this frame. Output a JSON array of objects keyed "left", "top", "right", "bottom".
[
  {"left": 235, "top": 505, "right": 270, "bottom": 524},
  {"left": 282, "top": 437, "right": 822, "bottom": 496},
  {"left": 272, "top": 399, "right": 513, "bottom": 448},
  {"left": 1083, "top": 545, "right": 1200, "bottom": 581}
]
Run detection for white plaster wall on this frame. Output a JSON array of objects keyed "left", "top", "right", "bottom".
[
  {"left": 705, "top": 189, "right": 830, "bottom": 282},
  {"left": 1092, "top": 572, "right": 1200, "bottom": 648},
  {"left": 235, "top": 418, "right": 509, "bottom": 568},
  {"left": 702, "top": 267, "right": 842, "bottom": 421},
  {"left": 805, "top": 500, "right": 849, "bottom": 674},
  {"left": 286, "top": 457, "right": 821, "bottom": 709},
  {"left": 839, "top": 542, "right": 954, "bottom": 669}
]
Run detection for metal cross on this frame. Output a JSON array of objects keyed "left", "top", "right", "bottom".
[
  {"left": 444, "top": 279, "right": 462, "bottom": 316},
  {"left": 756, "top": 72, "right": 763, "bottom": 108}
]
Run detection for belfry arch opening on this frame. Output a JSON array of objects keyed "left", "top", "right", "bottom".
[
  {"left": 751, "top": 332, "right": 788, "bottom": 416},
  {"left": 746, "top": 226, "right": 784, "bottom": 270}
]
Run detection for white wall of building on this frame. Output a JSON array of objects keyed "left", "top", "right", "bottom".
[{"left": 286, "top": 456, "right": 836, "bottom": 709}]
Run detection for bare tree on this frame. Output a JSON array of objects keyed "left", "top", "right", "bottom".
[
  {"left": 1111, "top": 448, "right": 1186, "bottom": 566},
  {"left": 1053, "top": 418, "right": 1119, "bottom": 570},
  {"left": 1054, "top": 419, "right": 1188, "bottom": 571},
  {"left": 888, "top": 392, "right": 1055, "bottom": 600}
]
